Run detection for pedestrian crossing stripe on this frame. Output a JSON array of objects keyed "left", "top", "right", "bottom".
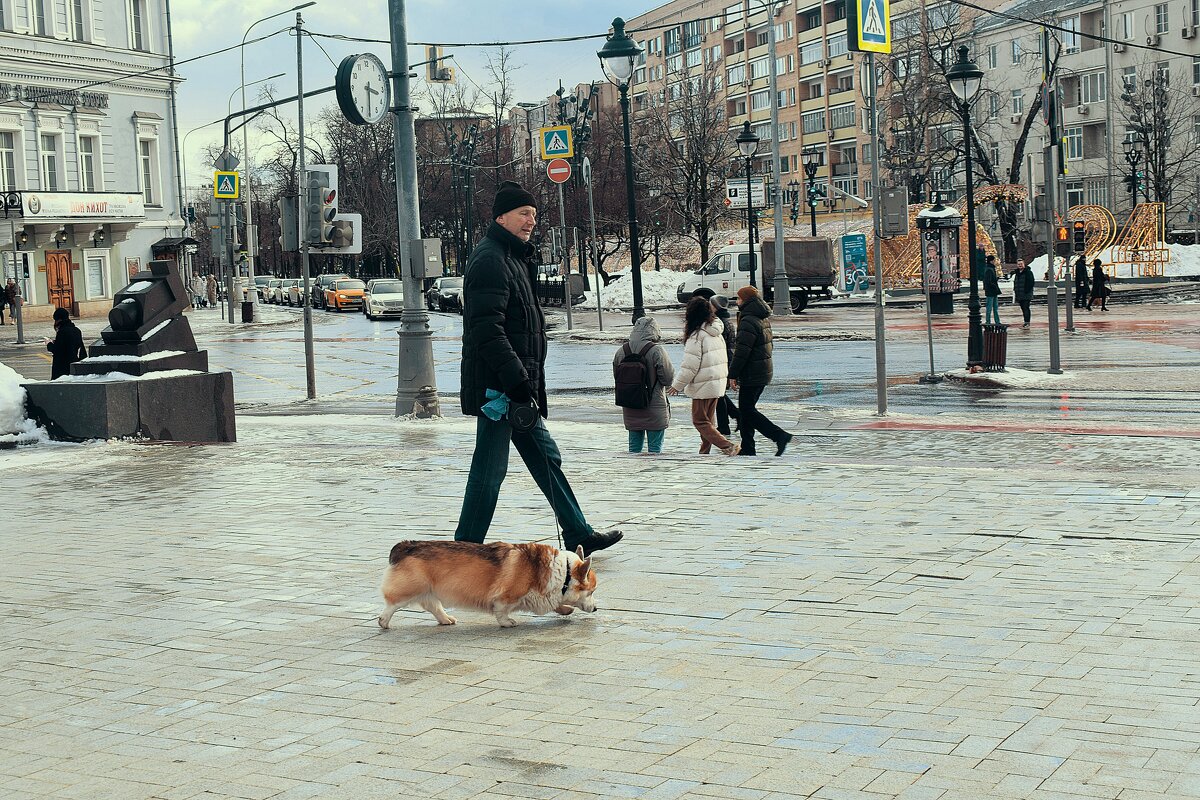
[
  {"left": 213, "top": 171, "right": 240, "bottom": 199},
  {"left": 539, "top": 125, "right": 574, "bottom": 160}
]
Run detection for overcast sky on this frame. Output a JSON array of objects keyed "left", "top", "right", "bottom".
[{"left": 172, "top": 0, "right": 651, "bottom": 188}]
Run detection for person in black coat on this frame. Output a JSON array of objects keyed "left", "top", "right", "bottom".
[
  {"left": 728, "top": 286, "right": 792, "bottom": 457},
  {"left": 1073, "top": 256, "right": 1090, "bottom": 309},
  {"left": 454, "top": 181, "right": 621, "bottom": 556},
  {"left": 982, "top": 254, "right": 1002, "bottom": 325},
  {"left": 45, "top": 307, "right": 87, "bottom": 379},
  {"left": 1012, "top": 260, "right": 1035, "bottom": 327},
  {"left": 1088, "top": 259, "right": 1109, "bottom": 311}
]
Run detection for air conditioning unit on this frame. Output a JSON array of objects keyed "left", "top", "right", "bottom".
[
  {"left": 1076, "top": 104, "right": 1090, "bottom": 115},
  {"left": 1113, "top": 42, "right": 1126, "bottom": 52},
  {"left": 1192, "top": 85, "right": 1200, "bottom": 97},
  {"left": 1183, "top": 26, "right": 1197, "bottom": 39},
  {"left": 1146, "top": 34, "right": 1161, "bottom": 46},
  {"left": 826, "top": 129, "right": 835, "bottom": 138},
  {"left": 820, "top": 58, "right": 831, "bottom": 67}
]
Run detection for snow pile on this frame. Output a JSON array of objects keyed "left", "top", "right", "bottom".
[
  {"left": 1030, "top": 243, "right": 1200, "bottom": 279},
  {"left": 945, "top": 367, "right": 1071, "bottom": 389},
  {"left": 52, "top": 369, "right": 204, "bottom": 383},
  {"left": 580, "top": 269, "right": 687, "bottom": 310},
  {"left": 0, "top": 362, "right": 47, "bottom": 445}
]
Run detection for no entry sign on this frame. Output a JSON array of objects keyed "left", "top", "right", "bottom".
[{"left": 546, "top": 158, "right": 572, "bottom": 184}]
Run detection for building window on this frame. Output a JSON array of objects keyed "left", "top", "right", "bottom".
[
  {"left": 686, "top": 48, "right": 702, "bottom": 68},
  {"left": 750, "top": 57, "right": 769, "bottom": 80},
  {"left": 928, "top": 4, "right": 960, "bottom": 29},
  {"left": 835, "top": 72, "right": 853, "bottom": 93},
  {"left": 727, "top": 63, "right": 746, "bottom": 85},
  {"left": 801, "top": 109, "right": 826, "bottom": 133},
  {"left": 1080, "top": 72, "right": 1106, "bottom": 104},
  {"left": 664, "top": 27, "right": 680, "bottom": 56},
  {"left": 1086, "top": 181, "right": 1108, "bottom": 206},
  {"left": 1011, "top": 39, "right": 1022, "bottom": 64},
  {"left": 79, "top": 135, "right": 99, "bottom": 192},
  {"left": 1155, "top": 3, "right": 1169, "bottom": 34},
  {"left": 33, "top": 0, "right": 48, "bottom": 35},
  {"left": 755, "top": 29, "right": 769, "bottom": 47},
  {"left": 139, "top": 138, "right": 159, "bottom": 205},
  {"left": 40, "top": 133, "right": 59, "bottom": 191},
  {"left": 1193, "top": 0, "right": 1199, "bottom": 27},
  {"left": 803, "top": 9, "right": 821, "bottom": 30},
  {"left": 1120, "top": 66, "right": 1137, "bottom": 90},
  {"left": 1065, "top": 127, "right": 1083, "bottom": 160},
  {"left": 987, "top": 94, "right": 1000, "bottom": 120},
  {"left": 800, "top": 40, "right": 823, "bottom": 65},
  {"left": 0, "top": 131, "right": 17, "bottom": 191},
  {"left": 1011, "top": 89, "right": 1024, "bottom": 115},
  {"left": 1066, "top": 181, "right": 1084, "bottom": 207},
  {"left": 830, "top": 104, "right": 855, "bottom": 129},
  {"left": 806, "top": 80, "right": 824, "bottom": 99},
  {"left": 666, "top": 54, "right": 682, "bottom": 73},
  {"left": 1194, "top": 56, "right": 1200, "bottom": 85},
  {"left": 85, "top": 253, "right": 107, "bottom": 298},
  {"left": 750, "top": 90, "right": 771, "bottom": 111},
  {"left": 828, "top": 33, "right": 848, "bottom": 57},
  {"left": 72, "top": 0, "right": 86, "bottom": 41},
  {"left": 1061, "top": 16, "right": 1081, "bottom": 53},
  {"left": 725, "top": 2, "right": 743, "bottom": 25},
  {"left": 987, "top": 44, "right": 998, "bottom": 69},
  {"left": 710, "top": 45, "right": 722, "bottom": 64},
  {"left": 1156, "top": 61, "right": 1170, "bottom": 83},
  {"left": 683, "top": 20, "right": 703, "bottom": 49},
  {"left": 989, "top": 143, "right": 1001, "bottom": 167},
  {"left": 1119, "top": 12, "right": 1134, "bottom": 39}
]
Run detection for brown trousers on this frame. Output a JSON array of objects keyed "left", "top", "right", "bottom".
[{"left": 691, "top": 398, "right": 733, "bottom": 454}]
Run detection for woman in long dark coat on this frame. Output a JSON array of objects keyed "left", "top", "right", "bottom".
[
  {"left": 46, "top": 308, "right": 87, "bottom": 379},
  {"left": 1088, "top": 259, "right": 1109, "bottom": 311}
]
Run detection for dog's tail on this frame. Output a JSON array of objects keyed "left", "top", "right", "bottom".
[{"left": 388, "top": 541, "right": 420, "bottom": 565}]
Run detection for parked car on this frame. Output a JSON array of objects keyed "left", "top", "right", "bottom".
[
  {"left": 324, "top": 278, "right": 365, "bottom": 312},
  {"left": 311, "top": 273, "right": 350, "bottom": 309},
  {"left": 265, "top": 279, "right": 284, "bottom": 304},
  {"left": 276, "top": 279, "right": 300, "bottom": 305},
  {"left": 287, "top": 281, "right": 308, "bottom": 307},
  {"left": 362, "top": 278, "right": 405, "bottom": 320},
  {"left": 253, "top": 275, "right": 273, "bottom": 301},
  {"left": 427, "top": 277, "right": 464, "bottom": 312}
]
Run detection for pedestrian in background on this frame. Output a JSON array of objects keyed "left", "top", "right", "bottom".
[
  {"left": 455, "top": 180, "right": 622, "bottom": 556},
  {"left": 190, "top": 274, "right": 207, "bottom": 308},
  {"left": 1013, "top": 259, "right": 1034, "bottom": 328},
  {"left": 983, "top": 255, "right": 1002, "bottom": 325},
  {"left": 1073, "top": 256, "right": 1090, "bottom": 309},
  {"left": 728, "top": 286, "right": 792, "bottom": 457},
  {"left": 613, "top": 316, "right": 674, "bottom": 454},
  {"left": 0, "top": 282, "right": 6, "bottom": 325},
  {"left": 45, "top": 308, "right": 87, "bottom": 379},
  {"left": 206, "top": 274, "right": 218, "bottom": 308},
  {"left": 668, "top": 296, "right": 739, "bottom": 456},
  {"left": 1089, "top": 258, "right": 1109, "bottom": 311},
  {"left": 711, "top": 295, "right": 740, "bottom": 436}
]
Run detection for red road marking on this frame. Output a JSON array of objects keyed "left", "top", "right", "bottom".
[{"left": 850, "top": 419, "right": 1200, "bottom": 438}]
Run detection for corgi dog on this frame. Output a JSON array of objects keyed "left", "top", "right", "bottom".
[{"left": 377, "top": 540, "right": 598, "bottom": 628}]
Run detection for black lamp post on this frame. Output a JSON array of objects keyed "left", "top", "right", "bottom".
[
  {"left": 802, "top": 150, "right": 820, "bottom": 237},
  {"left": 1123, "top": 133, "right": 1146, "bottom": 205},
  {"left": 598, "top": 18, "right": 645, "bottom": 322},
  {"left": 787, "top": 179, "right": 800, "bottom": 225},
  {"left": 945, "top": 45, "right": 985, "bottom": 368},
  {"left": 735, "top": 121, "right": 760, "bottom": 288}
]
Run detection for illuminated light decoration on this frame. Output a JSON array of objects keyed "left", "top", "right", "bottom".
[
  {"left": 1068, "top": 203, "right": 1169, "bottom": 277},
  {"left": 866, "top": 184, "right": 1027, "bottom": 289}
]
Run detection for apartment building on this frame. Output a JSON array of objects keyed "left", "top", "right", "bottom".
[
  {"left": 0, "top": 0, "right": 184, "bottom": 321},
  {"left": 972, "top": 0, "right": 1200, "bottom": 226}
]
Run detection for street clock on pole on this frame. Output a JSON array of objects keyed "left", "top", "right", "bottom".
[{"left": 336, "top": 53, "right": 391, "bottom": 126}]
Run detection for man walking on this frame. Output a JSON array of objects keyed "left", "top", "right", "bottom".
[
  {"left": 728, "top": 286, "right": 792, "bottom": 457},
  {"left": 983, "top": 254, "right": 1002, "bottom": 325},
  {"left": 455, "top": 181, "right": 622, "bottom": 556},
  {"left": 1013, "top": 259, "right": 1034, "bottom": 328}
]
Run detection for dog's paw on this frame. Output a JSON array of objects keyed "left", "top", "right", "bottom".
[
  {"left": 497, "top": 617, "right": 519, "bottom": 628},
  {"left": 554, "top": 605, "right": 575, "bottom": 615},
  {"left": 377, "top": 616, "right": 390, "bottom": 630},
  {"left": 437, "top": 616, "right": 457, "bottom": 626}
]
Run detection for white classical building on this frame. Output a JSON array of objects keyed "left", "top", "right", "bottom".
[{"left": 0, "top": 0, "right": 184, "bottom": 321}]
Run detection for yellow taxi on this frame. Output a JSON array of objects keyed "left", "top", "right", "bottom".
[{"left": 324, "top": 278, "right": 365, "bottom": 312}]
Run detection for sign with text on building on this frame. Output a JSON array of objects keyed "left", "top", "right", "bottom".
[
  {"left": 539, "top": 125, "right": 573, "bottom": 160},
  {"left": 846, "top": 0, "right": 891, "bottom": 54},
  {"left": 725, "top": 178, "right": 766, "bottom": 210},
  {"left": 214, "top": 171, "right": 240, "bottom": 200},
  {"left": 21, "top": 192, "right": 145, "bottom": 219}
]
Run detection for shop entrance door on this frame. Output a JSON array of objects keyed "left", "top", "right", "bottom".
[{"left": 46, "top": 250, "right": 75, "bottom": 312}]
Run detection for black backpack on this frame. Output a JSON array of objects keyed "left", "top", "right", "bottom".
[{"left": 614, "top": 341, "right": 656, "bottom": 409}]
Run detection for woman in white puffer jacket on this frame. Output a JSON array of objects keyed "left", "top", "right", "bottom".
[{"left": 667, "top": 297, "right": 740, "bottom": 456}]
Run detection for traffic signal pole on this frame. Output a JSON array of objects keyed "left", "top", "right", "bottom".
[
  {"left": 295, "top": 11, "right": 316, "bottom": 399},
  {"left": 1042, "top": 31, "right": 1062, "bottom": 375}
]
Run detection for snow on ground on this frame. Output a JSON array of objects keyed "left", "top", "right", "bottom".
[
  {"left": 944, "top": 367, "right": 1072, "bottom": 389},
  {"left": 0, "top": 362, "right": 48, "bottom": 445},
  {"left": 580, "top": 269, "right": 688, "bottom": 310},
  {"left": 1030, "top": 243, "right": 1200, "bottom": 279}
]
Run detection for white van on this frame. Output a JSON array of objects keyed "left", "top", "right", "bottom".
[
  {"left": 675, "top": 244, "right": 757, "bottom": 302},
  {"left": 675, "top": 240, "right": 835, "bottom": 312}
]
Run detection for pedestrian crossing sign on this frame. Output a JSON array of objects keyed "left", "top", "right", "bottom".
[
  {"left": 846, "top": 0, "right": 891, "bottom": 53},
  {"left": 213, "top": 171, "right": 240, "bottom": 200},
  {"left": 539, "top": 125, "right": 573, "bottom": 161}
]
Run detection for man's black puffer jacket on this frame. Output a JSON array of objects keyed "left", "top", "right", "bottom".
[{"left": 460, "top": 222, "right": 548, "bottom": 418}]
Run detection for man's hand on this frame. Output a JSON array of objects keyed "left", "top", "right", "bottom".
[
  {"left": 729, "top": 379, "right": 738, "bottom": 390},
  {"left": 666, "top": 387, "right": 679, "bottom": 396},
  {"left": 506, "top": 382, "right": 533, "bottom": 404}
]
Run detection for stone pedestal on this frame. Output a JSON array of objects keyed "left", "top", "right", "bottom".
[{"left": 23, "top": 372, "right": 236, "bottom": 443}]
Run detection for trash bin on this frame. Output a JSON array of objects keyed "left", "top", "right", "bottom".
[
  {"left": 983, "top": 323, "right": 1007, "bottom": 370},
  {"left": 241, "top": 301, "right": 254, "bottom": 323}
]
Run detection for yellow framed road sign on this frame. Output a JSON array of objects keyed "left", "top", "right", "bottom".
[
  {"left": 213, "top": 171, "right": 240, "bottom": 200},
  {"left": 846, "top": 0, "right": 891, "bottom": 54},
  {"left": 539, "top": 126, "right": 573, "bottom": 161}
]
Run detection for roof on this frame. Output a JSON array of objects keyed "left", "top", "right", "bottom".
[{"left": 150, "top": 237, "right": 199, "bottom": 251}]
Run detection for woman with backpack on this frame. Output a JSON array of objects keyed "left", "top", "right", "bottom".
[
  {"left": 613, "top": 316, "right": 674, "bottom": 454},
  {"left": 667, "top": 297, "right": 740, "bottom": 456}
]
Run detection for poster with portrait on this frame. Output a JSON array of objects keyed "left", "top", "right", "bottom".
[
  {"left": 921, "top": 233, "right": 961, "bottom": 293},
  {"left": 126, "top": 258, "right": 141, "bottom": 278}
]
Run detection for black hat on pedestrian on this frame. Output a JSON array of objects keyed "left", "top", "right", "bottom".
[
  {"left": 492, "top": 181, "right": 538, "bottom": 219},
  {"left": 52, "top": 307, "right": 70, "bottom": 322}
]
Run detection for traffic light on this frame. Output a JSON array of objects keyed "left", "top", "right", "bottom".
[
  {"left": 330, "top": 219, "right": 354, "bottom": 249},
  {"left": 1054, "top": 224, "right": 1071, "bottom": 257},
  {"left": 807, "top": 183, "right": 826, "bottom": 208},
  {"left": 304, "top": 166, "right": 338, "bottom": 246},
  {"left": 1072, "top": 221, "right": 1086, "bottom": 254},
  {"left": 277, "top": 195, "right": 299, "bottom": 252},
  {"left": 1122, "top": 174, "right": 1138, "bottom": 195}
]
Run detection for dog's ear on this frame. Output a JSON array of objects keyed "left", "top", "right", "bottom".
[
  {"left": 580, "top": 554, "right": 592, "bottom": 573},
  {"left": 575, "top": 545, "right": 585, "bottom": 560}
]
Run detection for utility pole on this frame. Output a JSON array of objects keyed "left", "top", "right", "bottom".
[
  {"left": 765, "top": 0, "right": 789, "bottom": 316},
  {"left": 295, "top": 12, "right": 316, "bottom": 398},
  {"left": 388, "top": 0, "right": 438, "bottom": 416},
  {"left": 1043, "top": 30, "right": 1062, "bottom": 375},
  {"left": 868, "top": 51, "right": 887, "bottom": 415}
]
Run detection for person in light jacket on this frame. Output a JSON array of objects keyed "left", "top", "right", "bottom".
[
  {"left": 206, "top": 274, "right": 218, "bottom": 307},
  {"left": 668, "top": 296, "right": 739, "bottom": 456},
  {"left": 613, "top": 316, "right": 674, "bottom": 454}
]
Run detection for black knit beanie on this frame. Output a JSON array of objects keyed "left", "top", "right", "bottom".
[{"left": 492, "top": 181, "right": 538, "bottom": 219}]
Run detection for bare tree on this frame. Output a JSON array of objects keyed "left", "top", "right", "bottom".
[{"left": 1118, "top": 63, "right": 1200, "bottom": 212}]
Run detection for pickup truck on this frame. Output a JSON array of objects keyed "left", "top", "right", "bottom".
[{"left": 675, "top": 239, "right": 836, "bottom": 312}]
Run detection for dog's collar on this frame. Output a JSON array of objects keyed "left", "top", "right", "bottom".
[{"left": 561, "top": 557, "right": 573, "bottom": 595}]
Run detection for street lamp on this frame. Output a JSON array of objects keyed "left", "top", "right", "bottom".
[
  {"left": 735, "top": 121, "right": 760, "bottom": 288},
  {"left": 945, "top": 44, "right": 985, "bottom": 368},
  {"left": 240, "top": 2, "right": 314, "bottom": 319},
  {"left": 802, "top": 149, "right": 821, "bottom": 237},
  {"left": 598, "top": 18, "right": 646, "bottom": 322},
  {"left": 1123, "top": 133, "right": 1145, "bottom": 205}
]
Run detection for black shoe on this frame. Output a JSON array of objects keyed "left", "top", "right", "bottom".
[
  {"left": 776, "top": 433, "right": 793, "bottom": 457},
  {"left": 736, "top": 449, "right": 757, "bottom": 456},
  {"left": 577, "top": 529, "right": 623, "bottom": 556}
]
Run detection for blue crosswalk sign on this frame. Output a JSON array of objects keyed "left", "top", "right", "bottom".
[{"left": 213, "top": 171, "right": 239, "bottom": 200}]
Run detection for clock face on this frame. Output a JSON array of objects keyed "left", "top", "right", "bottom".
[{"left": 336, "top": 53, "right": 391, "bottom": 126}]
